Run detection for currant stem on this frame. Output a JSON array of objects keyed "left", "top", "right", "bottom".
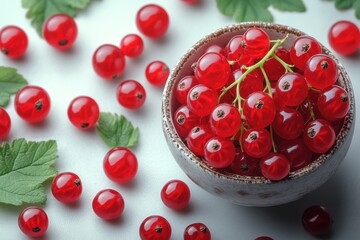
[
  {"left": 306, "top": 97, "right": 316, "bottom": 121},
  {"left": 270, "top": 125, "right": 277, "bottom": 152},
  {"left": 273, "top": 54, "right": 294, "bottom": 73},
  {"left": 260, "top": 66, "right": 272, "bottom": 97}
]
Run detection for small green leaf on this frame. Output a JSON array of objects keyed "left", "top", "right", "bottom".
[
  {"left": 96, "top": 112, "right": 139, "bottom": 148},
  {"left": 0, "top": 139, "right": 58, "bottom": 206},
  {"left": 21, "top": 0, "right": 93, "bottom": 36},
  {"left": 334, "top": 0, "right": 355, "bottom": 9},
  {"left": 216, "top": 0, "right": 273, "bottom": 22},
  {"left": 354, "top": 0, "right": 360, "bottom": 18},
  {"left": 270, "top": 0, "right": 306, "bottom": 12},
  {"left": 0, "top": 67, "right": 28, "bottom": 107}
]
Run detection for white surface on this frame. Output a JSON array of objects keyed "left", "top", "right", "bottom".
[{"left": 0, "top": 0, "right": 359, "bottom": 239}]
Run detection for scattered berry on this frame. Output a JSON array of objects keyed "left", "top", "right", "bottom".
[
  {"left": 0, "top": 107, "right": 11, "bottom": 139},
  {"left": 116, "top": 80, "right": 146, "bottom": 109},
  {"left": 92, "top": 189, "right": 125, "bottom": 220},
  {"left": 139, "top": 215, "right": 172, "bottom": 240},
  {"left": 136, "top": 4, "right": 169, "bottom": 39},
  {"left": 120, "top": 33, "right": 144, "bottom": 58},
  {"left": 255, "top": 237, "right": 273, "bottom": 240},
  {"left": 145, "top": 60, "right": 170, "bottom": 86},
  {"left": 161, "top": 179, "right": 191, "bottom": 210},
  {"left": 18, "top": 207, "right": 48, "bottom": 237},
  {"left": 328, "top": 20, "right": 360, "bottom": 55},
  {"left": 302, "top": 205, "right": 332, "bottom": 237},
  {"left": 67, "top": 96, "right": 100, "bottom": 130},
  {"left": 0, "top": 25, "right": 28, "bottom": 58},
  {"left": 52, "top": 172, "right": 82, "bottom": 204},
  {"left": 184, "top": 223, "right": 211, "bottom": 240}
]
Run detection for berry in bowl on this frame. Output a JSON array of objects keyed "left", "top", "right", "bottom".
[{"left": 161, "top": 23, "right": 355, "bottom": 207}]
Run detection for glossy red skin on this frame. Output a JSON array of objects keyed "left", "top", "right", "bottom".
[
  {"left": 103, "top": 147, "right": 138, "bottom": 184},
  {"left": 52, "top": 172, "right": 82, "bottom": 204},
  {"left": 229, "top": 150, "right": 261, "bottom": 176},
  {"left": 120, "top": 34, "right": 144, "bottom": 58},
  {"left": 204, "top": 136, "right": 235, "bottom": 168},
  {"left": 298, "top": 90, "right": 322, "bottom": 121},
  {"left": 276, "top": 72, "right": 308, "bottom": 106},
  {"left": 317, "top": 85, "right": 350, "bottom": 121},
  {"left": 272, "top": 108, "right": 304, "bottom": 140},
  {"left": 260, "top": 153, "right": 290, "bottom": 181},
  {"left": 92, "top": 44, "right": 126, "bottom": 80},
  {"left": 0, "top": 25, "right": 28, "bottom": 58},
  {"left": 174, "top": 105, "right": 200, "bottom": 138},
  {"left": 278, "top": 138, "right": 312, "bottom": 171},
  {"left": 18, "top": 207, "right": 48, "bottom": 237},
  {"left": 209, "top": 103, "right": 241, "bottom": 138},
  {"left": 161, "top": 180, "right": 191, "bottom": 210},
  {"left": 242, "top": 128, "right": 272, "bottom": 159},
  {"left": 195, "top": 52, "right": 231, "bottom": 90},
  {"left": 264, "top": 47, "right": 292, "bottom": 81},
  {"left": 303, "top": 119, "right": 335, "bottom": 153},
  {"left": 43, "top": 14, "right": 77, "bottom": 50},
  {"left": 15, "top": 86, "right": 51, "bottom": 123},
  {"left": 304, "top": 54, "right": 338, "bottom": 90},
  {"left": 0, "top": 107, "right": 11, "bottom": 139},
  {"left": 181, "top": 0, "right": 199, "bottom": 4},
  {"left": 225, "top": 35, "right": 245, "bottom": 61},
  {"left": 205, "top": 44, "right": 224, "bottom": 55},
  {"left": 139, "top": 215, "right": 172, "bottom": 240},
  {"left": 175, "top": 75, "right": 198, "bottom": 105},
  {"left": 302, "top": 205, "right": 332, "bottom": 236},
  {"left": 92, "top": 189, "right": 124, "bottom": 220},
  {"left": 187, "top": 84, "right": 218, "bottom": 117},
  {"left": 187, "top": 125, "right": 213, "bottom": 157},
  {"left": 67, "top": 96, "right": 100, "bottom": 129},
  {"left": 242, "top": 91, "right": 276, "bottom": 128},
  {"left": 290, "top": 36, "right": 322, "bottom": 71},
  {"left": 228, "top": 69, "right": 264, "bottom": 99},
  {"left": 270, "top": 81, "right": 286, "bottom": 111},
  {"left": 116, "top": 80, "right": 146, "bottom": 109},
  {"left": 136, "top": 4, "right": 169, "bottom": 39},
  {"left": 328, "top": 20, "right": 360, "bottom": 55},
  {"left": 145, "top": 60, "right": 170, "bottom": 86},
  {"left": 243, "top": 27, "right": 270, "bottom": 59},
  {"left": 184, "top": 223, "right": 211, "bottom": 240},
  {"left": 255, "top": 237, "right": 274, "bottom": 240}
]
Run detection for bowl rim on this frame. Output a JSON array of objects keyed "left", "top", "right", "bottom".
[{"left": 162, "top": 22, "right": 355, "bottom": 185}]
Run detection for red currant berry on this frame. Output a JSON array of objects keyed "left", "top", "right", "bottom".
[
  {"left": 304, "top": 119, "right": 335, "bottom": 153},
  {"left": 225, "top": 35, "right": 245, "bottom": 61},
  {"left": 92, "top": 189, "right": 125, "bottom": 220},
  {"left": 0, "top": 107, "right": 11, "bottom": 140},
  {"left": 187, "top": 125, "right": 213, "bottom": 157},
  {"left": 242, "top": 27, "right": 270, "bottom": 59},
  {"left": 228, "top": 69, "right": 264, "bottom": 99},
  {"left": 204, "top": 136, "right": 235, "bottom": 168},
  {"left": 136, "top": 4, "right": 169, "bottom": 39},
  {"left": 184, "top": 223, "right": 211, "bottom": 240},
  {"left": 278, "top": 138, "right": 312, "bottom": 171},
  {"left": 328, "top": 20, "right": 360, "bottom": 55},
  {"left": 209, "top": 103, "right": 241, "bottom": 137},
  {"left": 92, "top": 44, "right": 126, "bottom": 80},
  {"left": 175, "top": 75, "right": 198, "bottom": 105},
  {"left": 173, "top": 105, "right": 200, "bottom": 138},
  {"left": 187, "top": 84, "right": 218, "bottom": 117},
  {"left": 304, "top": 54, "right": 338, "bottom": 90},
  {"left": 116, "top": 80, "right": 146, "bottom": 109},
  {"left": 51, "top": 172, "right": 82, "bottom": 204},
  {"left": 181, "top": 0, "right": 199, "bottom": 4},
  {"left": 255, "top": 237, "right": 273, "bottom": 240},
  {"left": 67, "top": 96, "right": 100, "bottom": 129},
  {"left": 317, "top": 85, "right": 350, "bottom": 121},
  {"left": 15, "top": 86, "right": 51, "bottom": 123},
  {"left": 242, "top": 91, "right": 276, "bottom": 128},
  {"left": 260, "top": 153, "right": 290, "bottom": 181},
  {"left": 0, "top": 25, "right": 28, "bottom": 58},
  {"left": 103, "top": 147, "right": 138, "bottom": 184},
  {"left": 161, "top": 179, "right": 191, "bottom": 210},
  {"left": 43, "top": 14, "right": 77, "bottom": 50},
  {"left": 205, "top": 44, "right": 224, "bottom": 55},
  {"left": 272, "top": 108, "right": 304, "bottom": 140},
  {"left": 302, "top": 205, "right": 332, "bottom": 237},
  {"left": 18, "top": 207, "right": 48, "bottom": 237},
  {"left": 195, "top": 52, "right": 231, "bottom": 90},
  {"left": 242, "top": 128, "right": 272, "bottom": 159},
  {"left": 276, "top": 72, "right": 308, "bottom": 106},
  {"left": 263, "top": 47, "right": 292, "bottom": 81},
  {"left": 139, "top": 215, "right": 172, "bottom": 240},
  {"left": 145, "top": 60, "right": 170, "bottom": 86},
  {"left": 229, "top": 150, "right": 261, "bottom": 176},
  {"left": 120, "top": 34, "right": 144, "bottom": 58},
  {"left": 290, "top": 35, "right": 322, "bottom": 71}
]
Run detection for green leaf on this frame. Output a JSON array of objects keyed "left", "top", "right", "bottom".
[
  {"left": 96, "top": 112, "right": 139, "bottom": 148},
  {"left": 0, "top": 67, "right": 28, "bottom": 107},
  {"left": 21, "top": 0, "right": 93, "bottom": 36},
  {"left": 216, "top": 0, "right": 273, "bottom": 22},
  {"left": 0, "top": 139, "right": 58, "bottom": 206},
  {"left": 271, "top": 0, "right": 306, "bottom": 12},
  {"left": 334, "top": 0, "right": 355, "bottom": 9}
]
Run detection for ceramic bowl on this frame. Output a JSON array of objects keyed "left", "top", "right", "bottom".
[{"left": 161, "top": 22, "right": 355, "bottom": 207}]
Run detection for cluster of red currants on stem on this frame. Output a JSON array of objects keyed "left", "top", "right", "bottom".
[{"left": 173, "top": 27, "right": 351, "bottom": 182}]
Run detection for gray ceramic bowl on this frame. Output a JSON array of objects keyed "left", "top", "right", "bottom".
[{"left": 161, "top": 22, "right": 355, "bottom": 207}]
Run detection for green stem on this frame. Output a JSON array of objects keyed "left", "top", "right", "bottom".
[
  {"left": 270, "top": 125, "right": 277, "bottom": 152},
  {"left": 260, "top": 66, "right": 272, "bottom": 97},
  {"left": 273, "top": 54, "right": 293, "bottom": 73}
]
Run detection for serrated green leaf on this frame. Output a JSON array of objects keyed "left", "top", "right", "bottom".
[
  {"left": 21, "top": 0, "right": 93, "bottom": 36},
  {"left": 271, "top": 0, "right": 306, "bottom": 12},
  {"left": 216, "top": 0, "right": 273, "bottom": 22},
  {"left": 354, "top": 0, "right": 360, "bottom": 18},
  {"left": 0, "top": 67, "right": 28, "bottom": 107},
  {"left": 96, "top": 113, "right": 139, "bottom": 148},
  {"left": 0, "top": 139, "right": 58, "bottom": 206},
  {"left": 335, "top": 0, "right": 355, "bottom": 9}
]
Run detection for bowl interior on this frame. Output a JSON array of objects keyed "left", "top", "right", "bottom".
[{"left": 163, "top": 22, "right": 355, "bottom": 184}]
